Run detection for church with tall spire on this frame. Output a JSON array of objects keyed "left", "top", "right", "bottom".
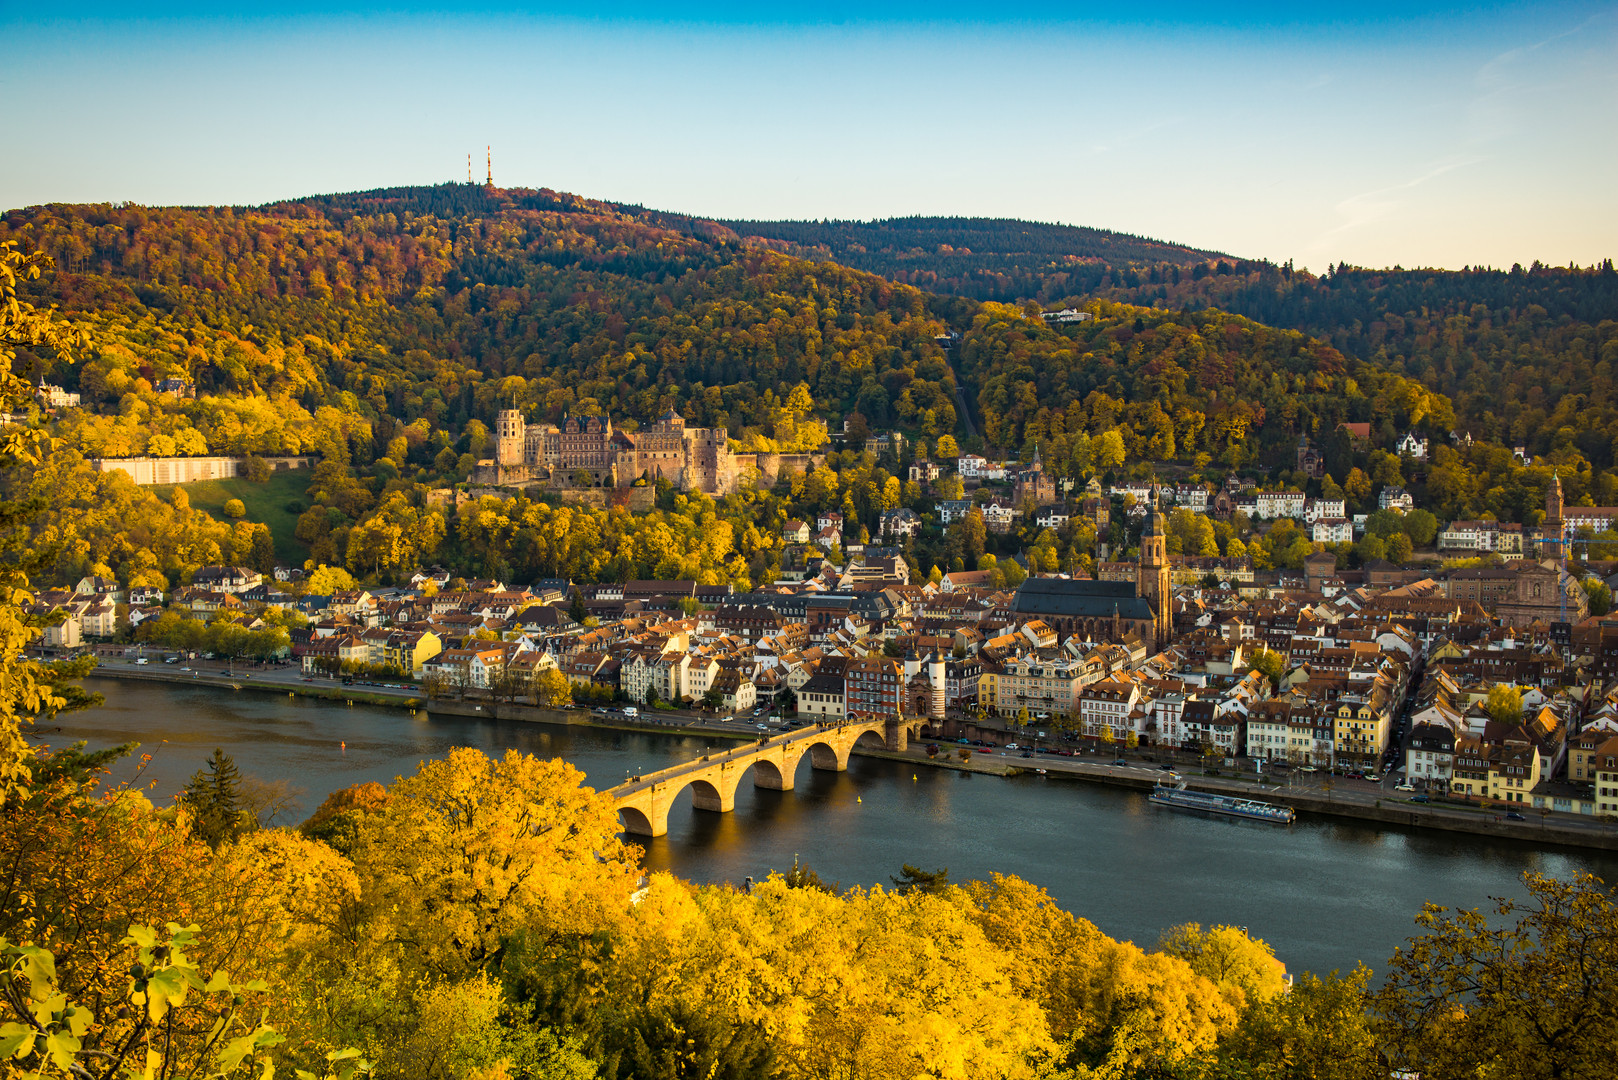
[{"left": 1007, "top": 485, "right": 1173, "bottom": 650}]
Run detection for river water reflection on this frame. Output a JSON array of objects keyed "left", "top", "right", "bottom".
[{"left": 48, "top": 677, "right": 1618, "bottom": 979}]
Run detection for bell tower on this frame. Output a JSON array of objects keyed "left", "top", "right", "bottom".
[
  {"left": 1137, "top": 485, "right": 1172, "bottom": 647},
  {"left": 1543, "top": 470, "right": 1565, "bottom": 560}
]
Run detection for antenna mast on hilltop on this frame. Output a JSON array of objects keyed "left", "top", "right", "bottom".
[
  {"left": 486, "top": 146, "right": 493, "bottom": 189},
  {"left": 468, "top": 153, "right": 472, "bottom": 184}
]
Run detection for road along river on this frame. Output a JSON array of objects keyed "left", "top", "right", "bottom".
[{"left": 43, "top": 677, "right": 1618, "bottom": 980}]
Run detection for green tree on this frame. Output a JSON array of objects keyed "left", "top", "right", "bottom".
[
  {"left": 890, "top": 864, "right": 950, "bottom": 895},
  {"left": 1403, "top": 508, "right": 1439, "bottom": 546},
  {"left": 180, "top": 748, "right": 248, "bottom": 849},
  {"left": 1247, "top": 647, "right": 1286, "bottom": 693},
  {"left": 1582, "top": 578, "right": 1613, "bottom": 617},
  {"left": 1223, "top": 967, "right": 1381, "bottom": 1080}
]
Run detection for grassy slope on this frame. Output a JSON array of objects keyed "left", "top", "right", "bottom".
[{"left": 153, "top": 470, "right": 311, "bottom": 566}]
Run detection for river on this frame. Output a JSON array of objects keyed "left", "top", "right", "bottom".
[{"left": 43, "top": 677, "right": 1618, "bottom": 980}]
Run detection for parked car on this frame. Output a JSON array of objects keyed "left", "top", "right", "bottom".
[
  {"left": 1505, "top": 811, "right": 1526, "bottom": 821},
  {"left": 1112, "top": 758, "right": 1127, "bottom": 766},
  {"left": 1158, "top": 763, "right": 1176, "bottom": 771},
  {"left": 1395, "top": 782, "right": 1415, "bottom": 792},
  {"left": 1410, "top": 794, "right": 1430, "bottom": 803}
]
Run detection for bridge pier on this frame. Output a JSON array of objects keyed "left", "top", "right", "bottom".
[
  {"left": 689, "top": 778, "right": 733, "bottom": 814},
  {"left": 885, "top": 718, "right": 909, "bottom": 753}
]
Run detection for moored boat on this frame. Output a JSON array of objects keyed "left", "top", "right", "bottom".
[{"left": 1149, "top": 781, "right": 1294, "bottom": 824}]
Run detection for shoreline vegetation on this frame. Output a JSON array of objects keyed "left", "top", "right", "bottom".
[{"left": 88, "top": 665, "right": 1618, "bottom": 851}]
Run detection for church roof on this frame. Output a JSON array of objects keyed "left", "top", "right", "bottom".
[{"left": 1010, "top": 578, "right": 1154, "bottom": 621}]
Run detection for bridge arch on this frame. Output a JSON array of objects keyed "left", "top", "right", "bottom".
[
  {"left": 802, "top": 738, "right": 848, "bottom": 772},
  {"left": 749, "top": 756, "right": 789, "bottom": 791},
  {"left": 852, "top": 728, "right": 888, "bottom": 754},
  {"left": 683, "top": 776, "right": 728, "bottom": 814},
  {"left": 618, "top": 804, "right": 655, "bottom": 836}
]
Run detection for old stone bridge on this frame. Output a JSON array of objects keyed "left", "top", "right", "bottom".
[{"left": 608, "top": 716, "right": 924, "bottom": 837}]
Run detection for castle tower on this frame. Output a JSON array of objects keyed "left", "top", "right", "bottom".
[
  {"left": 495, "top": 408, "right": 525, "bottom": 468},
  {"left": 1137, "top": 486, "right": 1172, "bottom": 647}
]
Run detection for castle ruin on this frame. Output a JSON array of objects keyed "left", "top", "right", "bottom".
[{"left": 474, "top": 408, "right": 753, "bottom": 495}]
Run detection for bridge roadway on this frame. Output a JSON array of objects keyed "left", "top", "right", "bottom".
[{"left": 608, "top": 716, "right": 923, "bottom": 837}]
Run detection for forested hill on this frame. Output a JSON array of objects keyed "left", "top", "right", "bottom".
[
  {"left": 1080, "top": 262, "right": 1618, "bottom": 474},
  {"left": 3, "top": 183, "right": 963, "bottom": 442},
  {"left": 4, "top": 182, "right": 1608, "bottom": 591},
  {"left": 692, "top": 215, "right": 1227, "bottom": 302}
]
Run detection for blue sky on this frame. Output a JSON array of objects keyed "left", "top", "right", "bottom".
[{"left": 4, "top": 3, "right": 1615, "bottom": 270}]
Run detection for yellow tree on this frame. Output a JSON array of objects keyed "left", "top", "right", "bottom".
[
  {"left": 0, "top": 240, "right": 94, "bottom": 798},
  {"left": 351, "top": 749, "right": 638, "bottom": 976},
  {"left": 1155, "top": 922, "right": 1289, "bottom": 1010},
  {"left": 1094, "top": 429, "right": 1127, "bottom": 471},
  {"left": 955, "top": 874, "right": 1238, "bottom": 1066},
  {"left": 532, "top": 668, "right": 573, "bottom": 709}
]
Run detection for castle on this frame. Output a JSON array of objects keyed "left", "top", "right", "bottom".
[{"left": 474, "top": 408, "right": 748, "bottom": 495}]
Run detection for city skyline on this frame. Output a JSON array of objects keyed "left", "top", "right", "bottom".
[{"left": 5, "top": 3, "right": 1616, "bottom": 272}]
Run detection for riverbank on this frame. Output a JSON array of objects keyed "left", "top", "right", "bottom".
[
  {"left": 92, "top": 663, "right": 424, "bottom": 710},
  {"left": 1011, "top": 762, "right": 1618, "bottom": 851},
  {"left": 86, "top": 665, "right": 1616, "bottom": 848}
]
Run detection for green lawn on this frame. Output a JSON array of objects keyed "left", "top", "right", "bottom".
[{"left": 153, "top": 469, "right": 312, "bottom": 566}]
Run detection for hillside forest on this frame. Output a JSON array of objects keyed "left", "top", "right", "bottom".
[{"left": 4, "top": 185, "right": 1615, "bottom": 594}]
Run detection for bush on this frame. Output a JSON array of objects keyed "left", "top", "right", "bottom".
[{"left": 223, "top": 498, "right": 246, "bottom": 518}]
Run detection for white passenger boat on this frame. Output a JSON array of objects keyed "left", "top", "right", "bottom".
[{"left": 1149, "top": 781, "right": 1295, "bottom": 824}]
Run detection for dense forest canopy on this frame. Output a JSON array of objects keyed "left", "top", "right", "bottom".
[
  {"left": 1082, "top": 261, "right": 1618, "bottom": 471},
  {"left": 699, "top": 215, "right": 1226, "bottom": 302}
]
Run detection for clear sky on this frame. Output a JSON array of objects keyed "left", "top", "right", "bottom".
[{"left": 4, "top": 3, "right": 1615, "bottom": 271}]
